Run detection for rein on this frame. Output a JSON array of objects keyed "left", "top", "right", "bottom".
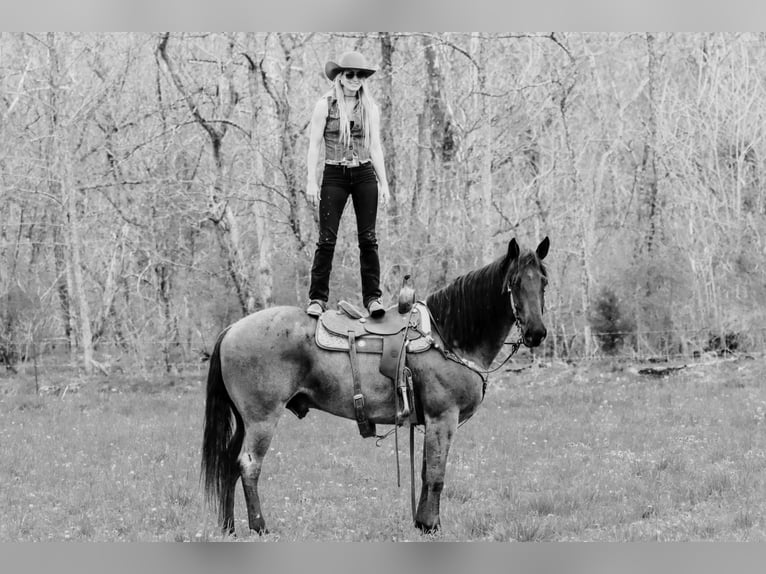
[{"left": 427, "top": 288, "right": 525, "bottom": 388}]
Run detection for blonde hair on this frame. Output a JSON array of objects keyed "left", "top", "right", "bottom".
[{"left": 332, "top": 75, "right": 373, "bottom": 151}]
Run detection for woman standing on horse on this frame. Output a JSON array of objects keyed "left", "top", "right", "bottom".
[{"left": 305, "top": 50, "right": 390, "bottom": 319}]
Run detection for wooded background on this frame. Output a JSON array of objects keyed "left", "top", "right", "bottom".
[{"left": 2, "top": 32, "right": 765, "bottom": 373}]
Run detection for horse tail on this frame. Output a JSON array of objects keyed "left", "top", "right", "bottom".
[{"left": 201, "top": 326, "right": 243, "bottom": 513}]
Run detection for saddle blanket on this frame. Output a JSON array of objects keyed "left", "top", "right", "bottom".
[{"left": 315, "top": 302, "right": 432, "bottom": 354}]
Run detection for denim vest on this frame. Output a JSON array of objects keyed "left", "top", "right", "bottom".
[{"left": 323, "top": 96, "right": 371, "bottom": 163}]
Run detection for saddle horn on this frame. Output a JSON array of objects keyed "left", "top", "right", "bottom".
[{"left": 398, "top": 274, "right": 415, "bottom": 314}]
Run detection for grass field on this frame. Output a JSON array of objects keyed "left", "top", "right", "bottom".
[{"left": 1, "top": 355, "right": 765, "bottom": 541}]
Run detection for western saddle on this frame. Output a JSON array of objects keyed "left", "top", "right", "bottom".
[{"left": 314, "top": 279, "right": 432, "bottom": 438}]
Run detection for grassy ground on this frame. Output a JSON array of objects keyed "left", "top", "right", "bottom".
[{"left": 1, "top": 356, "right": 765, "bottom": 541}]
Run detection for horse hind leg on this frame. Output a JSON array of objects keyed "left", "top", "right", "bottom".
[
  {"left": 219, "top": 469, "right": 239, "bottom": 536},
  {"left": 215, "top": 422, "right": 243, "bottom": 536},
  {"left": 239, "top": 417, "right": 279, "bottom": 535}
]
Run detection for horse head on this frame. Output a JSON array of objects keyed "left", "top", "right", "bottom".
[{"left": 504, "top": 237, "right": 549, "bottom": 348}]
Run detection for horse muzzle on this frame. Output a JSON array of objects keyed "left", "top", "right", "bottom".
[{"left": 522, "top": 324, "right": 547, "bottom": 348}]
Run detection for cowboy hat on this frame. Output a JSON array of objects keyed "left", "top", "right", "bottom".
[{"left": 324, "top": 51, "right": 376, "bottom": 81}]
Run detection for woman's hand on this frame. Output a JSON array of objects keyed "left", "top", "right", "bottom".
[
  {"left": 378, "top": 180, "right": 390, "bottom": 207},
  {"left": 306, "top": 180, "right": 320, "bottom": 207}
]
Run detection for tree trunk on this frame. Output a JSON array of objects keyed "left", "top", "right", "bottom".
[
  {"left": 555, "top": 35, "right": 592, "bottom": 357},
  {"left": 470, "top": 33, "right": 495, "bottom": 264},
  {"left": 259, "top": 33, "right": 313, "bottom": 303},
  {"left": 156, "top": 261, "right": 178, "bottom": 373},
  {"left": 47, "top": 33, "right": 94, "bottom": 373},
  {"left": 379, "top": 33, "right": 398, "bottom": 221},
  {"left": 642, "top": 33, "right": 661, "bottom": 257},
  {"left": 243, "top": 48, "right": 273, "bottom": 309},
  {"left": 422, "top": 35, "right": 459, "bottom": 287},
  {"left": 45, "top": 34, "right": 74, "bottom": 351},
  {"left": 58, "top": 133, "right": 94, "bottom": 373},
  {"left": 91, "top": 225, "right": 125, "bottom": 343},
  {"left": 423, "top": 35, "right": 457, "bottom": 164},
  {"left": 413, "top": 109, "right": 428, "bottom": 215}
]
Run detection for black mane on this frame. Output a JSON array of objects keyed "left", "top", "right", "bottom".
[
  {"left": 425, "top": 250, "right": 547, "bottom": 355},
  {"left": 425, "top": 255, "right": 512, "bottom": 354}
]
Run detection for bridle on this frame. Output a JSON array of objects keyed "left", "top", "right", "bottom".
[
  {"left": 427, "top": 278, "right": 526, "bottom": 390},
  {"left": 486, "top": 281, "right": 526, "bottom": 374}
]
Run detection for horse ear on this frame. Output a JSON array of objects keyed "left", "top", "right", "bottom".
[
  {"left": 507, "top": 238, "right": 520, "bottom": 261},
  {"left": 536, "top": 236, "right": 550, "bottom": 260}
]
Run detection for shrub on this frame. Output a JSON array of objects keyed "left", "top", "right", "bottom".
[
  {"left": 589, "top": 288, "right": 635, "bottom": 355},
  {"left": 705, "top": 332, "right": 741, "bottom": 355}
]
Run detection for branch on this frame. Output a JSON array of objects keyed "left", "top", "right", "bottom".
[
  {"left": 258, "top": 55, "right": 283, "bottom": 117},
  {"left": 418, "top": 32, "right": 482, "bottom": 73},
  {"left": 2, "top": 59, "right": 32, "bottom": 122},
  {"left": 156, "top": 32, "right": 221, "bottom": 145},
  {"left": 547, "top": 32, "right": 576, "bottom": 64}
]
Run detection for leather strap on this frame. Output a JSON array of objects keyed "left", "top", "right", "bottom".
[
  {"left": 349, "top": 331, "right": 375, "bottom": 438},
  {"left": 410, "top": 423, "right": 416, "bottom": 521},
  {"left": 379, "top": 330, "right": 405, "bottom": 381}
]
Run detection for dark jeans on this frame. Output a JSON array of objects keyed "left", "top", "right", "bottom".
[{"left": 309, "top": 163, "right": 381, "bottom": 308}]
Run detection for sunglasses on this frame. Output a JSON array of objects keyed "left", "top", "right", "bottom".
[{"left": 343, "top": 70, "right": 367, "bottom": 80}]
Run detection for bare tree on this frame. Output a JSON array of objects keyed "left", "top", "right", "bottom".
[
  {"left": 158, "top": 32, "right": 256, "bottom": 316},
  {"left": 257, "top": 32, "right": 315, "bottom": 301},
  {"left": 378, "top": 33, "right": 398, "bottom": 220},
  {"left": 242, "top": 39, "right": 274, "bottom": 309},
  {"left": 47, "top": 33, "right": 95, "bottom": 373}
]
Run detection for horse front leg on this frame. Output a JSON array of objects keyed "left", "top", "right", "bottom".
[{"left": 415, "top": 408, "right": 459, "bottom": 533}]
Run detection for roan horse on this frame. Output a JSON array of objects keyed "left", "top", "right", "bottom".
[{"left": 202, "top": 236, "right": 549, "bottom": 535}]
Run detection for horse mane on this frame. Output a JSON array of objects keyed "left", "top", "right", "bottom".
[
  {"left": 425, "top": 255, "right": 511, "bottom": 353},
  {"left": 425, "top": 250, "right": 546, "bottom": 354}
]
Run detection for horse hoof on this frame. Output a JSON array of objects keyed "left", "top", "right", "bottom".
[
  {"left": 415, "top": 519, "right": 440, "bottom": 534},
  {"left": 221, "top": 522, "right": 237, "bottom": 537}
]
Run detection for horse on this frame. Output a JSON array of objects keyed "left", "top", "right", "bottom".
[{"left": 202, "top": 236, "right": 550, "bottom": 535}]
